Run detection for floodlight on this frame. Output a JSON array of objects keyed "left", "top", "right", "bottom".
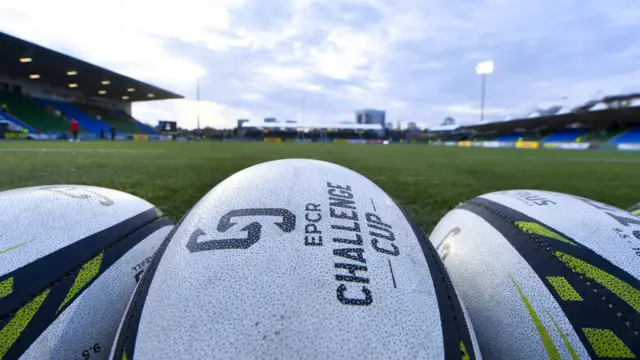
[{"left": 475, "top": 61, "right": 494, "bottom": 75}]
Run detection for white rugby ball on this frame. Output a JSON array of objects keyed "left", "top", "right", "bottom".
[
  {"left": 110, "top": 159, "right": 481, "bottom": 360},
  {"left": 0, "top": 185, "right": 173, "bottom": 360},
  {"left": 429, "top": 189, "right": 640, "bottom": 360}
]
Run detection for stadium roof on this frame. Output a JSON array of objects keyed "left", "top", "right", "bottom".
[
  {"left": 602, "top": 93, "right": 640, "bottom": 103},
  {"left": 0, "top": 31, "right": 183, "bottom": 102},
  {"left": 243, "top": 122, "right": 384, "bottom": 130},
  {"left": 429, "top": 123, "right": 469, "bottom": 132},
  {"left": 458, "top": 107, "right": 640, "bottom": 133}
]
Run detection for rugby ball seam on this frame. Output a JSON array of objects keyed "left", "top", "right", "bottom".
[
  {"left": 110, "top": 205, "right": 196, "bottom": 360},
  {"left": 414, "top": 216, "right": 467, "bottom": 333},
  {"left": 0, "top": 210, "right": 170, "bottom": 321},
  {"left": 396, "top": 202, "right": 478, "bottom": 359},
  {"left": 421, "top": 229, "right": 473, "bottom": 352},
  {"left": 461, "top": 198, "right": 639, "bottom": 335}
]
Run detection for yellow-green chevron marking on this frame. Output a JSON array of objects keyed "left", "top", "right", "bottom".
[
  {"left": 509, "top": 273, "right": 560, "bottom": 360},
  {"left": 155, "top": 208, "right": 164, "bottom": 218},
  {"left": 0, "top": 277, "right": 13, "bottom": 300},
  {"left": 0, "top": 289, "right": 49, "bottom": 359},
  {"left": 554, "top": 251, "right": 640, "bottom": 314},
  {"left": 58, "top": 253, "right": 103, "bottom": 313},
  {"left": 545, "top": 310, "right": 580, "bottom": 360},
  {"left": 582, "top": 328, "right": 635, "bottom": 358},
  {"left": 460, "top": 341, "right": 470, "bottom": 360},
  {"left": 0, "top": 242, "right": 30, "bottom": 256},
  {"left": 515, "top": 222, "right": 577, "bottom": 246},
  {"left": 632, "top": 209, "right": 640, "bottom": 216},
  {"left": 547, "top": 276, "right": 583, "bottom": 301}
]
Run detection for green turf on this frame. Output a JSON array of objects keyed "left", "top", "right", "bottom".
[{"left": 1, "top": 141, "right": 638, "bottom": 233}]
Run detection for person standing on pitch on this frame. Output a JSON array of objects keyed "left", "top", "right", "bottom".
[{"left": 70, "top": 118, "right": 79, "bottom": 143}]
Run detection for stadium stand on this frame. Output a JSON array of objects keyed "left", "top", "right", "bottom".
[
  {"left": 542, "top": 128, "right": 588, "bottom": 142},
  {"left": 113, "top": 110, "right": 158, "bottom": 135},
  {"left": 32, "top": 98, "right": 111, "bottom": 135},
  {"left": 0, "top": 108, "right": 36, "bottom": 132},
  {"left": 135, "top": 121, "right": 159, "bottom": 135},
  {"left": 471, "top": 135, "right": 495, "bottom": 141},
  {"left": 0, "top": 30, "right": 182, "bottom": 138},
  {"left": 448, "top": 103, "right": 640, "bottom": 145},
  {"left": 580, "top": 128, "right": 625, "bottom": 142},
  {"left": 0, "top": 90, "right": 71, "bottom": 133},
  {"left": 495, "top": 133, "right": 522, "bottom": 141},
  {"left": 608, "top": 127, "right": 640, "bottom": 143},
  {"left": 74, "top": 103, "right": 143, "bottom": 134},
  {"left": 495, "top": 132, "right": 540, "bottom": 141}
]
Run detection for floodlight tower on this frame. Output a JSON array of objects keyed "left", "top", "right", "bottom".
[
  {"left": 475, "top": 61, "right": 494, "bottom": 122},
  {"left": 196, "top": 70, "right": 207, "bottom": 131}
]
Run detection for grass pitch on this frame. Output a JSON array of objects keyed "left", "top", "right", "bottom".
[{"left": 1, "top": 141, "right": 638, "bottom": 232}]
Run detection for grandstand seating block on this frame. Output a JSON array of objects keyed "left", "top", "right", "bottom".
[
  {"left": 0, "top": 91, "right": 72, "bottom": 133},
  {"left": 74, "top": 103, "right": 144, "bottom": 135},
  {"left": 542, "top": 128, "right": 588, "bottom": 142},
  {"left": 33, "top": 98, "right": 111, "bottom": 135},
  {"left": 609, "top": 127, "right": 640, "bottom": 143},
  {"left": 0, "top": 110, "right": 36, "bottom": 132},
  {"left": 495, "top": 133, "right": 539, "bottom": 141}
]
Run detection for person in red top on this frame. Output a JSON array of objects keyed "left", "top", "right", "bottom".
[{"left": 70, "top": 118, "right": 79, "bottom": 142}]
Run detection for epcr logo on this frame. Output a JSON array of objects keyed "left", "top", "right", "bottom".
[{"left": 186, "top": 208, "right": 296, "bottom": 253}]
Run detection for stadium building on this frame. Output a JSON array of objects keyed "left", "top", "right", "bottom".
[
  {"left": 239, "top": 120, "right": 388, "bottom": 143},
  {"left": 355, "top": 109, "right": 386, "bottom": 126},
  {"left": 426, "top": 95, "right": 640, "bottom": 151},
  {"left": 0, "top": 31, "right": 183, "bottom": 140}
]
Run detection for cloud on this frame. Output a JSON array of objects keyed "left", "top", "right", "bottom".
[{"left": 1, "top": 0, "right": 640, "bottom": 129}]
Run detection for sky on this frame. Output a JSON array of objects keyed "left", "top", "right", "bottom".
[{"left": 1, "top": 0, "right": 640, "bottom": 129}]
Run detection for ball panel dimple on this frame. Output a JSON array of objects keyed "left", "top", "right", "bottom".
[
  {"left": 0, "top": 185, "right": 156, "bottom": 278},
  {"left": 0, "top": 289, "right": 49, "bottom": 359},
  {"left": 546, "top": 276, "right": 583, "bottom": 302},
  {"left": 581, "top": 328, "right": 635, "bottom": 358}
]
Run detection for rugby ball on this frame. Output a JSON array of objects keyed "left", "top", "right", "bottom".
[
  {"left": 110, "top": 159, "right": 481, "bottom": 360},
  {"left": 429, "top": 190, "right": 640, "bottom": 359},
  {"left": 628, "top": 203, "right": 640, "bottom": 216},
  {"left": 0, "top": 185, "right": 173, "bottom": 360}
]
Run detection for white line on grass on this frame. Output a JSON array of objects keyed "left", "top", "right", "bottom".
[
  {"left": 564, "top": 157, "right": 640, "bottom": 163},
  {"left": 0, "top": 148, "right": 167, "bottom": 154},
  {"left": 458, "top": 155, "right": 509, "bottom": 160},
  {"left": 458, "top": 155, "right": 640, "bottom": 163}
]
